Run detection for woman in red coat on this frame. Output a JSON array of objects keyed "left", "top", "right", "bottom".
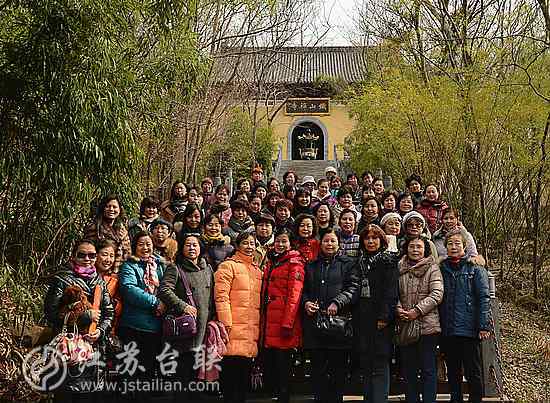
[
  {"left": 262, "top": 227, "right": 305, "bottom": 403},
  {"left": 292, "top": 213, "right": 320, "bottom": 264},
  {"left": 415, "top": 184, "right": 448, "bottom": 233}
]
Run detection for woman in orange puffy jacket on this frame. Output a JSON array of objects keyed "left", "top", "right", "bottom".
[
  {"left": 215, "top": 230, "right": 263, "bottom": 403},
  {"left": 262, "top": 227, "right": 305, "bottom": 403}
]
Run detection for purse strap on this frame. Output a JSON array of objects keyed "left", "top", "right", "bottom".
[{"left": 176, "top": 265, "right": 196, "bottom": 308}]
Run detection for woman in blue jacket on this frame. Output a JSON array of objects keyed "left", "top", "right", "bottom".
[
  {"left": 439, "top": 229, "right": 491, "bottom": 403},
  {"left": 118, "top": 230, "right": 168, "bottom": 394}
]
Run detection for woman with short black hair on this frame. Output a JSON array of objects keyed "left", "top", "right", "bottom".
[
  {"left": 158, "top": 234, "right": 215, "bottom": 400},
  {"left": 302, "top": 229, "right": 360, "bottom": 403},
  {"left": 118, "top": 231, "right": 168, "bottom": 398},
  {"left": 354, "top": 224, "right": 399, "bottom": 403},
  {"left": 128, "top": 196, "right": 160, "bottom": 241}
]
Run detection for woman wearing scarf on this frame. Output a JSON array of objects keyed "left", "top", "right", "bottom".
[
  {"left": 302, "top": 229, "right": 360, "bottom": 403},
  {"left": 160, "top": 181, "right": 188, "bottom": 223},
  {"left": 225, "top": 200, "right": 255, "bottom": 242},
  {"left": 353, "top": 224, "right": 398, "bottom": 403},
  {"left": 262, "top": 228, "right": 305, "bottom": 403},
  {"left": 337, "top": 209, "right": 361, "bottom": 258},
  {"left": 397, "top": 237, "right": 443, "bottom": 403},
  {"left": 44, "top": 238, "right": 113, "bottom": 400},
  {"left": 293, "top": 214, "right": 320, "bottom": 263},
  {"left": 118, "top": 231, "right": 168, "bottom": 398},
  {"left": 158, "top": 234, "right": 215, "bottom": 400},
  {"left": 202, "top": 213, "right": 234, "bottom": 271}
]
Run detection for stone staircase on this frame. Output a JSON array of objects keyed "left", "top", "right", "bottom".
[{"left": 276, "top": 160, "right": 338, "bottom": 183}]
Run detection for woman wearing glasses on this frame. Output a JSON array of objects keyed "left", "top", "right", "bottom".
[
  {"left": 399, "top": 212, "right": 438, "bottom": 258},
  {"left": 44, "top": 238, "right": 114, "bottom": 399}
]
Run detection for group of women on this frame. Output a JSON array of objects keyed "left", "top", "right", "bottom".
[{"left": 44, "top": 169, "right": 491, "bottom": 403}]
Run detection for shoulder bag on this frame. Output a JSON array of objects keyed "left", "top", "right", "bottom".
[{"left": 162, "top": 266, "right": 198, "bottom": 340}]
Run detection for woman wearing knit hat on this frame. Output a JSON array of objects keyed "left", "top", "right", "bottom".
[
  {"left": 380, "top": 212, "right": 402, "bottom": 237},
  {"left": 399, "top": 211, "right": 438, "bottom": 258}
]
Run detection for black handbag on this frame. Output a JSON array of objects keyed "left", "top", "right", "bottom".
[
  {"left": 162, "top": 266, "right": 198, "bottom": 340},
  {"left": 315, "top": 310, "right": 353, "bottom": 340}
]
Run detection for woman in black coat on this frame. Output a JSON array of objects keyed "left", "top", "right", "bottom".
[
  {"left": 302, "top": 229, "right": 360, "bottom": 403},
  {"left": 44, "top": 239, "right": 114, "bottom": 400},
  {"left": 354, "top": 224, "right": 399, "bottom": 403}
]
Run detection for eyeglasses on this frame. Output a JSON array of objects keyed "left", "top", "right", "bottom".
[{"left": 76, "top": 252, "right": 97, "bottom": 259}]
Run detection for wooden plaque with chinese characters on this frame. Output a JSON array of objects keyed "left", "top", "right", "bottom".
[{"left": 285, "top": 98, "right": 330, "bottom": 116}]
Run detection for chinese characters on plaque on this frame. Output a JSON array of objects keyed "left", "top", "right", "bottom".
[{"left": 285, "top": 98, "right": 330, "bottom": 115}]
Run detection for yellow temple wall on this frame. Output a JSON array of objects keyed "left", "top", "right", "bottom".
[{"left": 256, "top": 101, "right": 356, "bottom": 161}]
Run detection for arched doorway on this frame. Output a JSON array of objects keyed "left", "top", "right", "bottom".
[{"left": 288, "top": 120, "right": 326, "bottom": 160}]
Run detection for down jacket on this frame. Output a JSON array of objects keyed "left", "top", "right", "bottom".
[
  {"left": 302, "top": 254, "right": 360, "bottom": 350},
  {"left": 262, "top": 250, "right": 305, "bottom": 349},
  {"left": 397, "top": 256, "right": 444, "bottom": 335},
  {"left": 118, "top": 256, "right": 167, "bottom": 333},
  {"left": 293, "top": 238, "right": 320, "bottom": 264},
  {"left": 439, "top": 257, "right": 490, "bottom": 338},
  {"left": 44, "top": 265, "right": 114, "bottom": 337},
  {"left": 214, "top": 251, "right": 263, "bottom": 357},
  {"left": 415, "top": 199, "right": 448, "bottom": 234}
]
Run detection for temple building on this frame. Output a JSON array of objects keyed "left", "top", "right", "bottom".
[{"left": 215, "top": 46, "right": 369, "bottom": 166}]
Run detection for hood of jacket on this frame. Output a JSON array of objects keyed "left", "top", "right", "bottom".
[{"left": 399, "top": 255, "right": 436, "bottom": 277}]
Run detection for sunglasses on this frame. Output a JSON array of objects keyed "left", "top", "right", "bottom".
[{"left": 76, "top": 252, "right": 97, "bottom": 259}]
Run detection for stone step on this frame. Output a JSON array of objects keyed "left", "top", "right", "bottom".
[{"left": 277, "top": 160, "right": 337, "bottom": 183}]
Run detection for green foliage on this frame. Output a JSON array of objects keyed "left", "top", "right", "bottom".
[
  {"left": 0, "top": 0, "right": 206, "bottom": 269},
  {"left": 205, "top": 108, "right": 276, "bottom": 180}
]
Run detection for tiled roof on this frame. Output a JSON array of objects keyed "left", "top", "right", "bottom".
[{"left": 213, "top": 46, "right": 369, "bottom": 84}]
